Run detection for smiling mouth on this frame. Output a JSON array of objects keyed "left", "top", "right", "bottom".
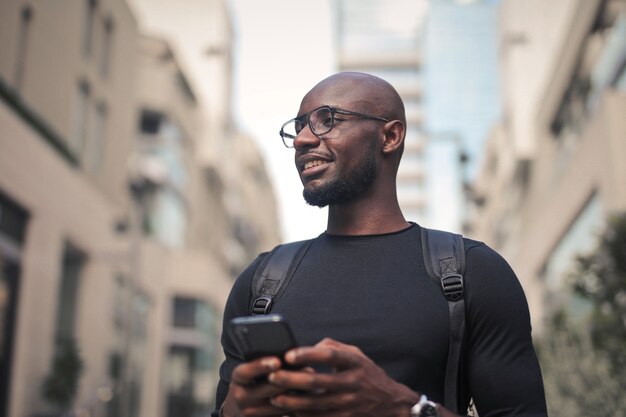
[{"left": 304, "top": 160, "right": 331, "bottom": 170}]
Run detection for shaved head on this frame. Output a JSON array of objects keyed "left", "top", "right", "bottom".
[{"left": 303, "top": 72, "right": 406, "bottom": 128}]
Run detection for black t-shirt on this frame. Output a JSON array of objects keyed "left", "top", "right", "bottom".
[{"left": 212, "top": 224, "right": 547, "bottom": 416}]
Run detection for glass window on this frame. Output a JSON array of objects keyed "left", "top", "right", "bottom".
[
  {"left": 0, "top": 257, "right": 19, "bottom": 417},
  {"left": 172, "top": 297, "right": 196, "bottom": 328},
  {"left": 131, "top": 291, "right": 150, "bottom": 341},
  {"left": 151, "top": 190, "right": 186, "bottom": 248},
  {"left": 139, "top": 110, "right": 163, "bottom": 135},
  {"left": 615, "top": 63, "right": 626, "bottom": 91},
  {"left": 0, "top": 193, "right": 28, "bottom": 372},
  {"left": 100, "top": 16, "right": 114, "bottom": 77},
  {"left": 0, "top": 193, "right": 27, "bottom": 417},
  {"left": 338, "top": 0, "right": 427, "bottom": 52},
  {"left": 167, "top": 297, "right": 219, "bottom": 416},
  {"left": 54, "top": 243, "right": 86, "bottom": 345},
  {"left": 0, "top": 192, "right": 29, "bottom": 245},
  {"left": 70, "top": 81, "right": 90, "bottom": 157},
  {"left": 85, "top": 102, "right": 107, "bottom": 172},
  {"left": 82, "top": 0, "right": 97, "bottom": 57},
  {"left": 543, "top": 194, "right": 604, "bottom": 316},
  {"left": 13, "top": 5, "right": 33, "bottom": 91}
]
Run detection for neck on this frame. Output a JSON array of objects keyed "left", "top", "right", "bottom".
[{"left": 325, "top": 192, "right": 408, "bottom": 236}]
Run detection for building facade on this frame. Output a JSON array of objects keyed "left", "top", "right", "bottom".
[
  {"left": 423, "top": 0, "right": 502, "bottom": 233},
  {"left": 333, "top": 0, "right": 430, "bottom": 223},
  {"left": 471, "top": 0, "right": 626, "bottom": 332},
  {"left": 0, "top": 1, "right": 280, "bottom": 417}
]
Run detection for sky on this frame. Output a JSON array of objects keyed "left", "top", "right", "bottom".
[{"left": 229, "top": 0, "right": 336, "bottom": 242}]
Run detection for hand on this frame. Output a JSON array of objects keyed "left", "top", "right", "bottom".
[
  {"left": 267, "top": 338, "right": 421, "bottom": 417},
  {"left": 222, "top": 356, "right": 293, "bottom": 417}
]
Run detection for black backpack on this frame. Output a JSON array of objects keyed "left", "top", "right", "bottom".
[{"left": 249, "top": 227, "right": 466, "bottom": 414}]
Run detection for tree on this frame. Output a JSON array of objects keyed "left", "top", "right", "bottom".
[
  {"left": 570, "top": 212, "right": 626, "bottom": 378},
  {"left": 537, "top": 212, "right": 626, "bottom": 416},
  {"left": 41, "top": 338, "right": 84, "bottom": 413}
]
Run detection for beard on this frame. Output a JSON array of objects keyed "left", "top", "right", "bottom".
[{"left": 303, "top": 148, "right": 378, "bottom": 208}]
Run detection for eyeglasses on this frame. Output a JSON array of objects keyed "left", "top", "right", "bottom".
[{"left": 278, "top": 105, "right": 389, "bottom": 148}]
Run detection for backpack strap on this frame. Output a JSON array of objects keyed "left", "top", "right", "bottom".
[
  {"left": 420, "top": 227, "right": 465, "bottom": 414},
  {"left": 250, "top": 239, "right": 313, "bottom": 315}
]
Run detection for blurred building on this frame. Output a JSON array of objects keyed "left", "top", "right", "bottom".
[
  {"left": 0, "top": 1, "right": 280, "bottom": 417},
  {"left": 333, "top": 0, "right": 430, "bottom": 223},
  {"left": 471, "top": 0, "right": 626, "bottom": 333},
  {"left": 423, "top": 0, "right": 502, "bottom": 232}
]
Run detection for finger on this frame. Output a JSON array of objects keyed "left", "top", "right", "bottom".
[
  {"left": 230, "top": 380, "right": 287, "bottom": 404},
  {"left": 231, "top": 357, "right": 281, "bottom": 385},
  {"left": 315, "top": 337, "right": 363, "bottom": 356},
  {"left": 271, "top": 390, "right": 358, "bottom": 412},
  {"left": 269, "top": 368, "right": 361, "bottom": 393},
  {"left": 285, "top": 346, "right": 365, "bottom": 370}
]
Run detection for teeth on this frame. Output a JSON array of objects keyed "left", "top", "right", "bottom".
[{"left": 304, "top": 160, "right": 329, "bottom": 170}]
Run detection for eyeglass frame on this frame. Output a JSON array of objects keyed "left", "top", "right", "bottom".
[{"left": 278, "top": 105, "right": 390, "bottom": 148}]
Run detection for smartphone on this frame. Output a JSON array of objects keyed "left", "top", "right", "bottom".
[{"left": 229, "top": 314, "right": 299, "bottom": 364}]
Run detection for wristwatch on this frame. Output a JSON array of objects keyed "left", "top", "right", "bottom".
[{"left": 410, "top": 394, "right": 440, "bottom": 417}]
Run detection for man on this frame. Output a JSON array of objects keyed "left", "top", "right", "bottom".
[{"left": 212, "top": 72, "right": 547, "bottom": 417}]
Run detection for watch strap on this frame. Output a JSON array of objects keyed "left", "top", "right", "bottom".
[{"left": 411, "top": 394, "right": 440, "bottom": 417}]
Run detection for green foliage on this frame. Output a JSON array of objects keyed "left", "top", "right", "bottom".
[
  {"left": 41, "top": 338, "right": 84, "bottom": 410},
  {"left": 570, "top": 213, "right": 626, "bottom": 376},
  {"left": 537, "top": 213, "right": 626, "bottom": 416},
  {"left": 538, "top": 313, "right": 626, "bottom": 416}
]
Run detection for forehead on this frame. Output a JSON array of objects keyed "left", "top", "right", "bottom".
[{"left": 298, "top": 78, "right": 370, "bottom": 114}]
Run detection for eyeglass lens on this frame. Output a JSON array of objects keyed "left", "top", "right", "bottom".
[{"left": 281, "top": 107, "right": 333, "bottom": 147}]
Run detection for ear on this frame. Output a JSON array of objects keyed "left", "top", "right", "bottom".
[{"left": 381, "top": 120, "right": 405, "bottom": 154}]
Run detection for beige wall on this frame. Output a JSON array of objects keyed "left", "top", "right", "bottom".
[
  {"left": 0, "top": 0, "right": 141, "bottom": 415},
  {"left": 0, "top": 0, "right": 139, "bottom": 208},
  {"left": 472, "top": 0, "right": 626, "bottom": 333},
  {"left": 0, "top": 101, "right": 129, "bottom": 416}
]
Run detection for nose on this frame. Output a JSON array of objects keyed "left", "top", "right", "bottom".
[{"left": 293, "top": 124, "right": 321, "bottom": 150}]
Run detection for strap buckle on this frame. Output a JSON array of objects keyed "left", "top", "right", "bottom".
[
  {"left": 252, "top": 296, "right": 273, "bottom": 315},
  {"left": 441, "top": 273, "right": 464, "bottom": 302}
]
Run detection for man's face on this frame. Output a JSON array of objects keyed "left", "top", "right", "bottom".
[{"left": 293, "top": 85, "right": 383, "bottom": 208}]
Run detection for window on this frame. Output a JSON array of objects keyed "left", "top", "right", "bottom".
[
  {"left": 151, "top": 190, "right": 186, "bottom": 248},
  {"left": 85, "top": 102, "right": 107, "bottom": 172},
  {"left": 131, "top": 291, "right": 149, "bottom": 340},
  {"left": 82, "top": 0, "right": 97, "bottom": 57},
  {"left": 100, "top": 16, "right": 114, "bottom": 77},
  {"left": 70, "top": 81, "right": 90, "bottom": 157},
  {"left": 551, "top": 2, "right": 626, "bottom": 138},
  {"left": 172, "top": 297, "right": 197, "bottom": 328},
  {"left": 167, "top": 297, "right": 218, "bottom": 417},
  {"left": 54, "top": 243, "right": 86, "bottom": 345},
  {"left": 542, "top": 194, "right": 604, "bottom": 317},
  {"left": 13, "top": 5, "right": 33, "bottom": 91},
  {"left": 139, "top": 110, "right": 163, "bottom": 135},
  {"left": 0, "top": 193, "right": 28, "bottom": 417},
  {"left": 0, "top": 193, "right": 29, "bottom": 246},
  {"left": 615, "top": 62, "right": 626, "bottom": 91}
]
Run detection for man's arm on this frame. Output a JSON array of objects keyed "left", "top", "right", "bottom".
[
  {"left": 463, "top": 242, "right": 548, "bottom": 416},
  {"left": 211, "top": 254, "right": 269, "bottom": 417}
]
